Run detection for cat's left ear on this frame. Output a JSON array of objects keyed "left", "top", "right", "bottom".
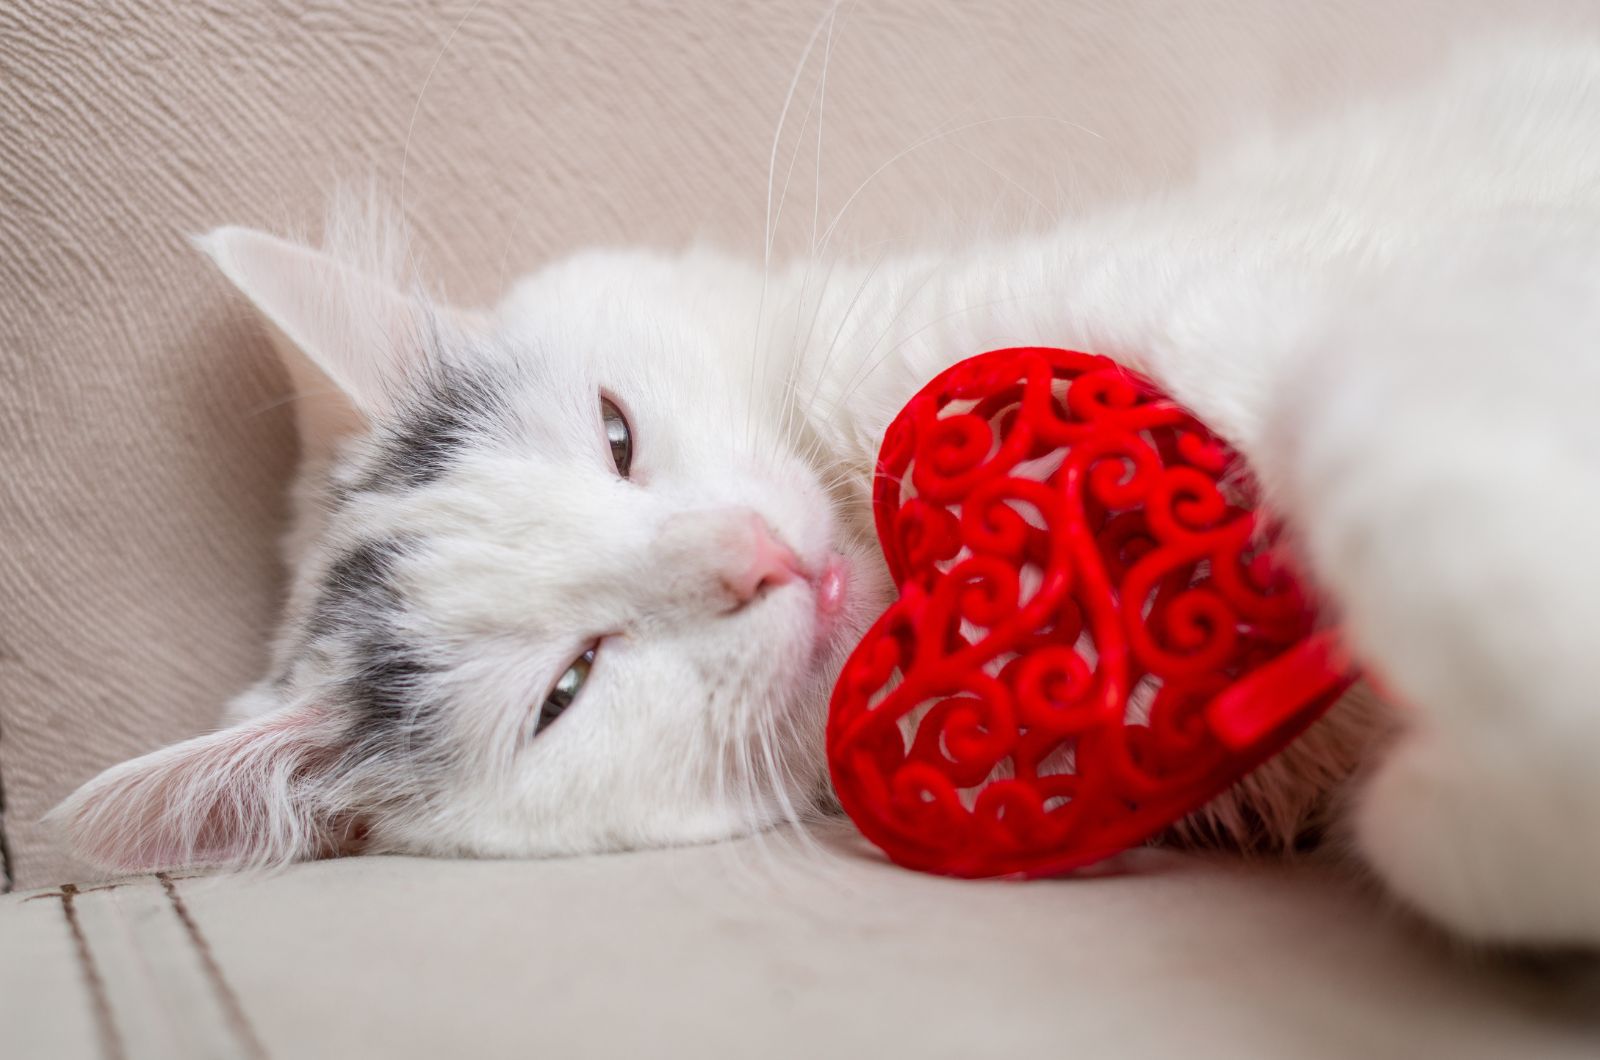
[
  {"left": 196, "top": 226, "right": 467, "bottom": 434},
  {"left": 49, "top": 701, "right": 358, "bottom": 872}
]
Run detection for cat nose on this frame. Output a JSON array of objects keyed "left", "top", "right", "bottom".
[{"left": 723, "top": 512, "right": 804, "bottom": 607}]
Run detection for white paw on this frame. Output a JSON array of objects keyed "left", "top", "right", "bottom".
[{"left": 1355, "top": 723, "right": 1600, "bottom": 948}]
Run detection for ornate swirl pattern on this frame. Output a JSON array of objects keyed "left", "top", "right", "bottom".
[{"left": 827, "top": 347, "right": 1355, "bottom": 878}]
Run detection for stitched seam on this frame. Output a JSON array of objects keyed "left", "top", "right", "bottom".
[
  {"left": 60, "top": 884, "right": 127, "bottom": 1060},
  {"left": 0, "top": 705, "right": 14, "bottom": 892},
  {"left": 157, "top": 873, "right": 269, "bottom": 1060}
]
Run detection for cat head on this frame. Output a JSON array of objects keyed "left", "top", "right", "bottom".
[{"left": 55, "top": 224, "right": 880, "bottom": 871}]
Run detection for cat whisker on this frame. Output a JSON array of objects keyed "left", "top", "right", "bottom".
[
  {"left": 821, "top": 287, "right": 1044, "bottom": 430},
  {"left": 759, "top": 19, "right": 855, "bottom": 475},
  {"left": 805, "top": 255, "right": 950, "bottom": 432},
  {"left": 784, "top": 242, "right": 892, "bottom": 460},
  {"left": 748, "top": 5, "right": 837, "bottom": 455},
  {"left": 945, "top": 138, "right": 1057, "bottom": 225},
  {"left": 396, "top": 0, "right": 488, "bottom": 282},
  {"left": 767, "top": 2, "right": 853, "bottom": 468},
  {"left": 813, "top": 113, "right": 1104, "bottom": 266}
]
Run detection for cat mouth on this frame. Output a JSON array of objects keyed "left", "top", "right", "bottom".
[
  {"left": 806, "top": 552, "right": 851, "bottom": 652},
  {"left": 813, "top": 555, "right": 848, "bottom": 619}
]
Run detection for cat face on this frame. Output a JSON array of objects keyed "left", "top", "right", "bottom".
[{"left": 55, "top": 230, "right": 879, "bottom": 871}]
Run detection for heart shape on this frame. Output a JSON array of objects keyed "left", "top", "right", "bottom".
[{"left": 826, "top": 347, "right": 1355, "bottom": 878}]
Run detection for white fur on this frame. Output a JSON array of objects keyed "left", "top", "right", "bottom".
[{"left": 56, "top": 38, "right": 1600, "bottom": 948}]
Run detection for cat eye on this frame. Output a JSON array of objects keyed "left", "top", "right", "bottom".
[
  {"left": 601, "top": 397, "right": 632, "bottom": 478},
  {"left": 535, "top": 646, "right": 595, "bottom": 737}
]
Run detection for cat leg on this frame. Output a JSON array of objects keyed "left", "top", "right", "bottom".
[{"left": 1263, "top": 226, "right": 1600, "bottom": 947}]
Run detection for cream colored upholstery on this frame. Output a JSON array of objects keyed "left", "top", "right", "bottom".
[
  {"left": 4, "top": 2, "right": 1599, "bottom": 1055},
  {"left": 6, "top": 824, "right": 1600, "bottom": 1060}
]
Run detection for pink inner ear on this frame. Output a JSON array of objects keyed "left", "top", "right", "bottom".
[
  {"left": 57, "top": 703, "right": 343, "bottom": 873},
  {"left": 199, "top": 225, "right": 444, "bottom": 422},
  {"left": 273, "top": 331, "right": 370, "bottom": 463}
]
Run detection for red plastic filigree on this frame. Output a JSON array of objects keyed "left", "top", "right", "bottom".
[{"left": 826, "top": 347, "right": 1355, "bottom": 878}]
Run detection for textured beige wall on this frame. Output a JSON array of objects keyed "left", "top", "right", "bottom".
[{"left": 3, "top": 0, "right": 1595, "bottom": 888}]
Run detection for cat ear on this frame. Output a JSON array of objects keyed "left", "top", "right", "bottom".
[
  {"left": 51, "top": 702, "right": 356, "bottom": 872},
  {"left": 196, "top": 225, "right": 445, "bottom": 426}
]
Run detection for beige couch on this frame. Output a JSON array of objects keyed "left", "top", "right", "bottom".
[{"left": 4, "top": 2, "right": 1598, "bottom": 1056}]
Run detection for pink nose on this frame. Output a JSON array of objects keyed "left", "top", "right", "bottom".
[{"left": 724, "top": 513, "right": 804, "bottom": 606}]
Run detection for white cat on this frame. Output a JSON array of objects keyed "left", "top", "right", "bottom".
[{"left": 56, "top": 37, "right": 1600, "bottom": 948}]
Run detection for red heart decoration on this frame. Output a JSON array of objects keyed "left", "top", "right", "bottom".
[{"left": 827, "top": 347, "right": 1356, "bottom": 878}]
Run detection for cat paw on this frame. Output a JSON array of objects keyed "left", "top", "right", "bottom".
[{"left": 1355, "top": 723, "right": 1600, "bottom": 949}]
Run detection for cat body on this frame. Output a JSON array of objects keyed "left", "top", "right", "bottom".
[{"left": 58, "top": 38, "right": 1600, "bottom": 947}]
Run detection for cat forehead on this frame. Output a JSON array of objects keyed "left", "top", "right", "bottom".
[{"left": 493, "top": 246, "right": 764, "bottom": 359}]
